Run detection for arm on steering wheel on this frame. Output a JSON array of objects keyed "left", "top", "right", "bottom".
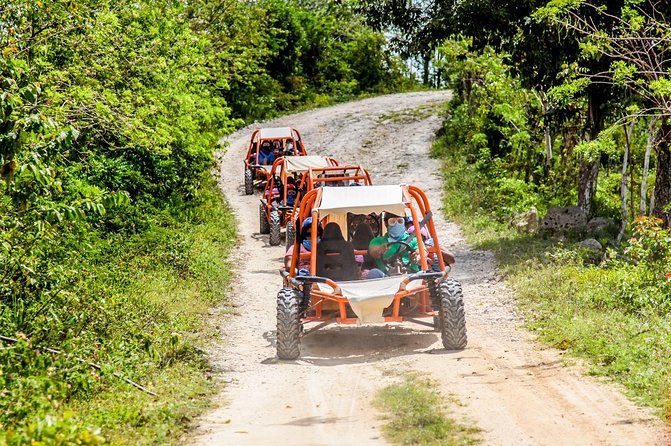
[{"left": 382, "top": 240, "right": 413, "bottom": 269}]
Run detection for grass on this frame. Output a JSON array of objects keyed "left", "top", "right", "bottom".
[
  {"left": 75, "top": 179, "right": 237, "bottom": 444},
  {"left": 0, "top": 178, "right": 237, "bottom": 445},
  {"left": 373, "top": 373, "right": 481, "bottom": 446},
  {"left": 434, "top": 136, "right": 671, "bottom": 417}
]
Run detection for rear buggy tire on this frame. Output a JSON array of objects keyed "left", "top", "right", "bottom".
[
  {"left": 269, "top": 210, "right": 281, "bottom": 246},
  {"left": 438, "top": 278, "right": 467, "bottom": 350},
  {"left": 286, "top": 220, "right": 295, "bottom": 249},
  {"left": 276, "top": 287, "right": 301, "bottom": 360},
  {"left": 259, "top": 203, "right": 270, "bottom": 234},
  {"left": 244, "top": 168, "right": 254, "bottom": 195}
]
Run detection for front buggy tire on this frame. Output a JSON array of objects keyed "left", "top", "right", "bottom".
[
  {"left": 286, "top": 219, "right": 296, "bottom": 249},
  {"left": 244, "top": 168, "right": 254, "bottom": 195},
  {"left": 269, "top": 210, "right": 281, "bottom": 246},
  {"left": 276, "top": 287, "right": 301, "bottom": 360},
  {"left": 259, "top": 203, "right": 270, "bottom": 234},
  {"left": 438, "top": 278, "right": 467, "bottom": 350}
]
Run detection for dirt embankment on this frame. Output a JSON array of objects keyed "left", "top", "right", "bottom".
[{"left": 190, "top": 91, "right": 670, "bottom": 446}]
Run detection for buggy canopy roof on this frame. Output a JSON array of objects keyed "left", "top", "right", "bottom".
[
  {"left": 316, "top": 185, "right": 407, "bottom": 216},
  {"left": 284, "top": 156, "right": 332, "bottom": 172},
  {"left": 259, "top": 127, "right": 294, "bottom": 139}
]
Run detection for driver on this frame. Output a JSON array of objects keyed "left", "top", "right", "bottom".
[
  {"left": 259, "top": 141, "right": 275, "bottom": 165},
  {"left": 284, "top": 139, "right": 295, "bottom": 156},
  {"left": 365, "top": 215, "right": 421, "bottom": 278}
]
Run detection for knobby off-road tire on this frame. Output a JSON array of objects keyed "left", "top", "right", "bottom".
[
  {"left": 276, "top": 287, "right": 301, "bottom": 360},
  {"left": 259, "top": 203, "right": 270, "bottom": 234},
  {"left": 438, "top": 278, "right": 467, "bottom": 350},
  {"left": 269, "top": 210, "right": 282, "bottom": 246},
  {"left": 244, "top": 168, "right": 254, "bottom": 195},
  {"left": 285, "top": 220, "right": 295, "bottom": 249}
]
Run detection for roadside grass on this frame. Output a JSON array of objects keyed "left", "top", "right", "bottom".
[
  {"left": 373, "top": 373, "right": 481, "bottom": 446},
  {"left": 434, "top": 137, "right": 671, "bottom": 416},
  {"left": 0, "top": 178, "right": 236, "bottom": 445},
  {"left": 74, "top": 178, "right": 237, "bottom": 444}
]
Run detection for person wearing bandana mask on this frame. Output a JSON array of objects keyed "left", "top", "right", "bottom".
[
  {"left": 366, "top": 214, "right": 421, "bottom": 277},
  {"left": 284, "top": 217, "right": 322, "bottom": 275}
]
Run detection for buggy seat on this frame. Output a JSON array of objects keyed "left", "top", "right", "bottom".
[{"left": 316, "top": 222, "right": 358, "bottom": 281}]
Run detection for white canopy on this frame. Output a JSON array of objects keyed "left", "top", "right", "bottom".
[
  {"left": 259, "top": 127, "right": 293, "bottom": 139},
  {"left": 317, "top": 185, "right": 407, "bottom": 216},
  {"left": 284, "top": 156, "right": 332, "bottom": 172}
]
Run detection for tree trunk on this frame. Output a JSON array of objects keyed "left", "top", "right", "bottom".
[
  {"left": 617, "top": 118, "right": 634, "bottom": 242},
  {"left": 422, "top": 55, "right": 430, "bottom": 87},
  {"left": 577, "top": 92, "right": 605, "bottom": 215},
  {"left": 578, "top": 160, "right": 599, "bottom": 215},
  {"left": 544, "top": 124, "right": 553, "bottom": 165},
  {"left": 640, "top": 117, "right": 658, "bottom": 215},
  {"left": 561, "top": 123, "right": 578, "bottom": 166},
  {"left": 652, "top": 121, "right": 671, "bottom": 225}
]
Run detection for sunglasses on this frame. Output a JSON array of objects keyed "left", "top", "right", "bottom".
[{"left": 386, "top": 217, "right": 405, "bottom": 226}]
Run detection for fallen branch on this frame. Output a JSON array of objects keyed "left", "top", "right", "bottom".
[{"left": 0, "top": 334, "right": 158, "bottom": 397}]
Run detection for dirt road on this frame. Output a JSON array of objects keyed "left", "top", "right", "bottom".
[{"left": 190, "top": 91, "right": 670, "bottom": 445}]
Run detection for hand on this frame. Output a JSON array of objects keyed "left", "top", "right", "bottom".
[
  {"left": 369, "top": 243, "right": 388, "bottom": 259},
  {"left": 409, "top": 250, "right": 420, "bottom": 264}
]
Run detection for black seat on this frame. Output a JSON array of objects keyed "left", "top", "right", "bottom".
[
  {"left": 351, "top": 222, "right": 377, "bottom": 270},
  {"left": 316, "top": 222, "right": 358, "bottom": 281},
  {"left": 351, "top": 222, "right": 374, "bottom": 250}
]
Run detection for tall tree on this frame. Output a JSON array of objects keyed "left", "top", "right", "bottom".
[
  {"left": 455, "top": 0, "right": 622, "bottom": 215},
  {"left": 539, "top": 0, "right": 671, "bottom": 223}
]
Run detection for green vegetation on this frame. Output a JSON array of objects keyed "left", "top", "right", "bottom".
[
  {"left": 1, "top": 0, "right": 413, "bottom": 443},
  {"left": 0, "top": 179, "right": 236, "bottom": 445},
  {"left": 433, "top": 62, "right": 671, "bottom": 412},
  {"left": 374, "top": 373, "right": 481, "bottom": 446},
  {"left": 357, "top": 0, "right": 671, "bottom": 416}
]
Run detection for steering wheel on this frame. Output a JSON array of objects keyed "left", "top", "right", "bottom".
[{"left": 381, "top": 240, "right": 414, "bottom": 274}]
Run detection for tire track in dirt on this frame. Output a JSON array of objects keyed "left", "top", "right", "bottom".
[{"left": 189, "top": 91, "right": 670, "bottom": 445}]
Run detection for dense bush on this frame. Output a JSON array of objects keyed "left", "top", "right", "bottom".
[{"left": 434, "top": 40, "right": 551, "bottom": 221}]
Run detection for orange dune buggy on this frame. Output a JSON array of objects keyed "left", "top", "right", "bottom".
[
  {"left": 282, "top": 164, "right": 373, "bottom": 248},
  {"left": 277, "top": 184, "right": 467, "bottom": 360},
  {"left": 243, "top": 127, "right": 308, "bottom": 195},
  {"left": 260, "top": 156, "right": 340, "bottom": 245}
]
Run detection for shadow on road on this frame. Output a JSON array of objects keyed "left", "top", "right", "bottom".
[{"left": 262, "top": 324, "right": 443, "bottom": 366}]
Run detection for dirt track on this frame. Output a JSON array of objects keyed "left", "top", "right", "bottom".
[{"left": 190, "top": 91, "right": 670, "bottom": 445}]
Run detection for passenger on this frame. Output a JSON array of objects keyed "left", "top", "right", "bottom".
[
  {"left": 284, "top": 217, "right": 322, "bottom": 275},
  {"left": 284, "top": 139, "right": 296, "bottom": 156},
  {"left": 352, "top": 222, "right": 376, "bottom": 277},
  {"left": 404, "top": 216, "right": 455, "bottom": 268},
  {"left": 286, "top": 184, "right": 297, "bottom": 206},
  {"left": 259, "top": 142, "right": 275, "bottom": 165},
  {"left": 272, "top": 140, "right": 283, "bottom": 158}
]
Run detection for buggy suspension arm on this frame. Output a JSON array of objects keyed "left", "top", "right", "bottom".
[
  {"left": 279, "top": 271, "right": 341, "bottom": 293},
  {"left": 399, "top": 271, "right": 446, "bottom": 290}
]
